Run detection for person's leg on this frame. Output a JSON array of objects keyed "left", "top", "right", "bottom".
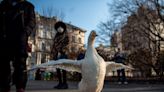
[
  {"left": 121, "top": 69, "right": 128, "bottom": 84},
  {"left": 62, "top": 70, "right": 68, "bottom": 89},
  {"left": 117, "top": 70, "right": 121, "bottom": 82},
  {"left": 0, "top": 58, "right": 11, "bottom": 92},
  {"left": 12, "top": 57, "right": 27, "bottom": 91},
  {"left": 77, "top": 72, "right": 82, "bottom": 81},
  {"left": 54, "top": 68, "right": 62, "bottom": 89}
]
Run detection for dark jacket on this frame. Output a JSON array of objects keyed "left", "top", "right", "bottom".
[
  {"left": 113, "top": 52, "right": 126, "bottom": 64},
  {"left": 77, "top": 53, "right": 85, "bottom": 60},
  {"left": 0, "top": 0, "right": 36, "bottom": 57},
  {"left": 51, "top": 24, "right": 69, "bottom": 60}
]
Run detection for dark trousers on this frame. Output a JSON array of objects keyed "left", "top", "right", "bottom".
[
  {"left": 0, "top": 56, "right": 27, "bottom": 92},
  {"left": 117, "top": 69, "right": 127, "bottom": 83},
  {"left": 56, "top": 68, "right": 67, "bottom": 84}
]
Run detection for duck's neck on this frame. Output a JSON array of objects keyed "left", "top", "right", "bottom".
[
  {"left": 87, "top": 38, "right": 95, "bottom": 49},
  {"left": 87, "top": 38, "right": 100, "bottom": 59}
]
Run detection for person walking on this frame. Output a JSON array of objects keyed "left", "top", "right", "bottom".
[
  {"left": 51, "top": 21, "right": 69, "bottom": 89},
  {"left": 0, "top": 0, "right": 36, "bottom": 92},
  {"left": 113, "top": 48, "right": 128, "bottom": 84}
]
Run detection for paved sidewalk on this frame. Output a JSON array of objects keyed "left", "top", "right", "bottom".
[{"left": 11, "top": 80, "right": 164, "bottom": 92}]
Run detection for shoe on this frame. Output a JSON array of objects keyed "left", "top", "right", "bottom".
[
  {"left": 118, "top": 82, "right": 122, "bottom": 84},
  {"left": 16, "top": 88, "right": 24, "bottom": 92},
  {"left": 54, "top": 83, "right": 63, "bottom": 89},
  {"left": 61, "top": 83, "right": 68, "bottom": 89},
  {"left": 124, "top": 81, "right": 128, "bottom": 84}
]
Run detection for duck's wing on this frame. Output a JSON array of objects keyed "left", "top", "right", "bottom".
[
  {"left": 105, "top": 61, "right": 133, "bottom": 74},
  {"left": 28, "top": 59, "right": 83, "bottom": 73}
]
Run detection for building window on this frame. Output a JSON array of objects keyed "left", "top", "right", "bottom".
[
  {"left": 79, "top": 38, "right": 82, "bottom": 44},
  {"left": 71, "top": 46, "right": 75, "bottom": 52},
  {"left": 43, "top": 30, "right": 46, "bottom": 38},
  {"left": 41, "top": 53, "right": 46, "bottom": 63},
  {"left": 72, "top": 36, "right": 75, "bottom": 43},
  {"left": 42, "top": 43, "right": 46, "bottom": 51}
]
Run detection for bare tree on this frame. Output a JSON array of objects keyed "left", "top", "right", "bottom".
[
  {"left": 53, "top": 8, "right": 65, "bottom": 21},
  {"left": 97, "top": 20, "right": 118, "bottom": 44},
  {"left": 108, "top": 0, "right": 164, "bottom": 41},
  {"left": 41, "top": 6, "right": 66, "bottom": 21},
  {"left": 98, "top": 0, "right": 164, "bottom": 77}
]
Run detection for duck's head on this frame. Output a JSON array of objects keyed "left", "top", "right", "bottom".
[
  {"left": 87, "top": 30, "right": 98, "bottom": 46},
  {"left": 89, "top": 30, "right": 98, "bottom": 40}
]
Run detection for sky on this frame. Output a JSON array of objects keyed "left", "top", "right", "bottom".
[{"left": 28, "top": 0, "right": 112, "bottom": 47}]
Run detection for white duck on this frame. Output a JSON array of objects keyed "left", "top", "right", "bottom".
[{"left": 29, "top": 30, "right": 132, "bottom": 92}]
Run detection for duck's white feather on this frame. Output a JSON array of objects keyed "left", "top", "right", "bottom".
[
  {"left": 105, "top": 61, "right": 133, "bottom": 74},
  {"left": 30, "top": 59, "right": 83, "bottom": 73}
]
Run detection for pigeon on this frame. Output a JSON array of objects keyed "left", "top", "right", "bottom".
[{"left": 29, "top": 30, "right": 133, "bottom": 92}]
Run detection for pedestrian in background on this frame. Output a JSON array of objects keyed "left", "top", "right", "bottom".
[
  {"left": 0, "top": 0, "right": 36, "bottom": 92},
  {"left": 51, "top": 21, "right": 69, "bottom": 89},
  {"left": 113, "top": 48, "right": 128, "bottom": 84}
]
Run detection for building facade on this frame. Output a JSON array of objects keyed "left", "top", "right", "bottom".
[{"left": 26, "top": 13, "right": 86, "bottom": 79}]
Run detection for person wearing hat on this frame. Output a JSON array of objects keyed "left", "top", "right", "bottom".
[
  {"left": 0, "top": 0, "right": 35, "bottom": 92},
  {"left": 51, "top": 21, "right": 69, "bottom": 89}
]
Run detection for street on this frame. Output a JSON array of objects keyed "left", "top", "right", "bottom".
[{"left": 11, "top": 80, "right": 164, "bottom": 92}]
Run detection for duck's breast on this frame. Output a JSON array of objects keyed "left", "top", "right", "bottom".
[{"left": 81, "top": 53, "right": 106, "bottom": 89}]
